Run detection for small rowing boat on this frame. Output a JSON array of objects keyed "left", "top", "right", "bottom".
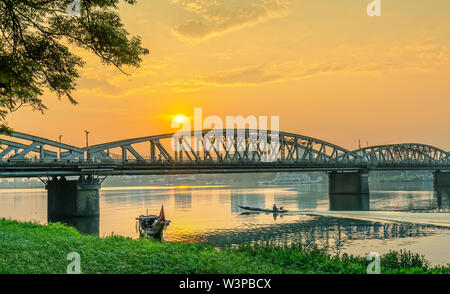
[
  {"left": 238, "top": 205, "right": 289, "bottom": 213},
  {"left": 136, "top": 205, "right": 170, "bottom": 241}
]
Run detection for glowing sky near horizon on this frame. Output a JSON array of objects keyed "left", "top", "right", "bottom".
[{"left": 6, "top": 0, "right": 450, "bottom": 150}]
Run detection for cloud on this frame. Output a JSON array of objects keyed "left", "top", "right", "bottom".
[
  {"left": 162, "top": 40, "right": 450, "bottom": 92},
  {"left": 204, "top": 64, "right": 282, "bottom": 85},
  {"left": 387, "top": 39, "right": 450, "bottom": 65},
  {"left": 74, "top": 60, "right": 166, "bottom": 98},
  {"left": 76, "top": 82, "right": 157, "bottom": 98},
  {"left": 202, "top": 62, "right": 358, "bottom": 87},
  {"left": 161, "top": 62, "right": 357, "bottom": 92},
  {"left": 163, "top": 79, "right": 203, "bottom": 93},
  {"left": 169, "top": 0, "right": 219, "bottom": 14},
  {"left": 76, "top": 39, "right": 450, "bottom": 96},
  {"left": 76, "top": 77, "right": 121, "bottom": 94},
  {"left": 170, "top": 0, "right": 290, "bottom": 41}
]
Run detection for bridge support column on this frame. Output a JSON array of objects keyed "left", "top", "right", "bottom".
[
  {"left": 328, "top": 171, "right": 369, "bottom": 211},
  {"left": 433, "top": 171, "right": 450, "bottom": 189},
  {"left": 47, "top": 176, "right": 100, "bottom": 218},
  {"left": 432, "top": 171, "right": 450, "bottom": 211}
]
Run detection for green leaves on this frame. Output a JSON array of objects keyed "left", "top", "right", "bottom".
[
  {"left": 0, "top": 0, "right": 149, "bottom": 133},
  {"left": 2, "top": 219, "right": 448, "bottom": 274}
]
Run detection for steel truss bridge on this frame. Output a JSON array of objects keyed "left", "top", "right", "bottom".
[{"left": 1, "top": 129, "right": 450, "bottom": 178}]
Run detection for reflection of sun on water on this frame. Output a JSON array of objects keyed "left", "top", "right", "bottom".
[{"left": 174, "top": 185, "right": 191, "bottom": 189}]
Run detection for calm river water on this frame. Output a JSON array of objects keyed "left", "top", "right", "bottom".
[{"left": 1, "top": 178, "right": 449, "bottom": 266}]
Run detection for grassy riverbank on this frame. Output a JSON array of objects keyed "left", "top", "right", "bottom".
[{"left": 0, "top": 219, "right": 449, "bottom": 274}]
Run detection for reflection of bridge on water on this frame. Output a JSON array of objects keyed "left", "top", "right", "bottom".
[
  {"left": 435, "top": 188, "right": 450, "bottom": 212},
  {"left": 55, "top": 184, "right": 449, "bottom": 237},
  {"left": 178, "top": 216, "right": 443, "bottom": 249},
  {"left": 230, "top": 184, "right": 450, "bottom": 213}
]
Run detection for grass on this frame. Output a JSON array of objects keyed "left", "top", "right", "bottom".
[{"left": 0, "top": 218, "right": 449, "bottom": 274}]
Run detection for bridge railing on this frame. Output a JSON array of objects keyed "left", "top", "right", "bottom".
[{"left": 0, "top": 156, "right": 357, "bottom": 165}]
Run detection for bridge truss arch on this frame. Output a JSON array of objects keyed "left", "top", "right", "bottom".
[
  {"left": 353, "top": 143, "right": 450, "bottom": 165},
  {"left": 3, "top": 130, "right": 449, "bottom": 168},
  {"left": 86, "top": 129, "right": 360, "bottom": 164},
  {"left": 0, "top": 132, "right": 84, "bottom": 162}
]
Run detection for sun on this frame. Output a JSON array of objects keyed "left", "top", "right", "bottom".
[{"left": 173, "top": 114, "right": 188, "bottom": 124}]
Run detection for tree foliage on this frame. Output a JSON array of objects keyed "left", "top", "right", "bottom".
[{"left": 0, "top": 0, "right": 149, "bottom": 132}]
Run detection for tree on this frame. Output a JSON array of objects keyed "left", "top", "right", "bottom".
[{"left": 0, "top": 0, "right": 149, "bottom": 133}]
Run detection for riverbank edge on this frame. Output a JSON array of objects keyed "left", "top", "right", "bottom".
[{"left": 0, "top": 219, "right": 449, "bottom": 274}]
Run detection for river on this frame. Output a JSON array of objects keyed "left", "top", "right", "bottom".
[{"left": 0, "top": 177, "right": 449, "bottom": 266}]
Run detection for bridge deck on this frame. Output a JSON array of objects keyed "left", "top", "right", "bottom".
[{"left": 1, "top": 161, "right": 450, "bottom": 178}]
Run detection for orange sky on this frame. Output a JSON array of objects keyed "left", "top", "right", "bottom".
[{"left": 6, "top": 0, "right": 450, "bottom": 151}]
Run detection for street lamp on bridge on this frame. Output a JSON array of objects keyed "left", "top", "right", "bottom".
[
  {"left": 85, "top": 130, "right": 90, "bottom": 161},
  {"left": 58, "top": 135, "right": 63, "bottom": 159},
  {"left": 84, "top": 130, "right": 89, "bottom": 148}
]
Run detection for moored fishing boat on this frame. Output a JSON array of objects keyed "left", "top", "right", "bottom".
[{"left": 136, "top": 205, "right": 170, "bottom": 241}]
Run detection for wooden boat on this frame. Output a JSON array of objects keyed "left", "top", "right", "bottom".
[
  {"left": 136, "top": 205, "right": 170, "bottom": 241},
  {"left": 238, "top": 205, "right": 289, "bottom": 213}
]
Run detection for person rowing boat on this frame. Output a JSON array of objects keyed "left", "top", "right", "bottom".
[{"left": 239, "top": 205, "right": 288, "bottom": 213}]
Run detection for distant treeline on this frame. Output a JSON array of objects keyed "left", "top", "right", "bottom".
[{"left": 0, "top": 171, "right": 434, "bottom": 189}]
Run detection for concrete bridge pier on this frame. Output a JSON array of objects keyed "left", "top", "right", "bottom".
[
  {"left": 433, "top": 171, "right": 450, "bottom": 189},
  {"left": 433, "top": 171, "right": 450, "bottom": 211},
  {"left": 47, "top": 176, "right": 100, "bottom": 218},
  {"left": 328, "top": 171, "right": 369, "bottom": 211}
]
